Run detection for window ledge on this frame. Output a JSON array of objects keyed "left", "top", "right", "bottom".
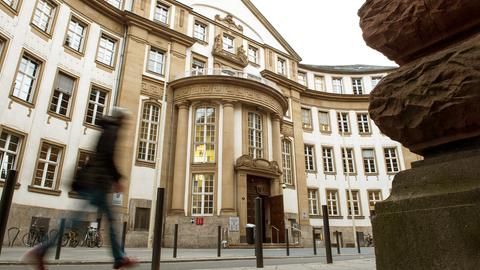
[
  {"left": 359, "top": 132, "right": 372, "bottom": 137},
  {"left": 324, "top": 172, "right": 336, "bottom": 175},
  {"left": 9, "top": 96, "right": 35, "bottom": 108},
  {"left": 0, "top": 1, "right": 19, "bottom": 17},
  {"left": 30, "top": 23, "right": 52, "bottom": 41},
  {"left": 28, "top": 185, "right": 61, "bottom": 196},
  {"left": 68, "top": 191, "right": 86, "bottom": 199},
  {"left": 135, "top": 160, "right": 156, "bottom": 168},
  {"left": 63, "top": 45, "right": 85, "bottom": 59},
  {"left": 283, "top": 184, "right": 295, "bottom": 190},
  {"left": 365, "top": 173, "right": 379, "bottom": 176},
  {"left": 328, "top": 215, "right": 344, "bottom": 219},
  {"left": 249, "top": 61, "right": 260, "bottom": 68},
  {"left": 83, "top": 122, "right": 102, "bottom": 131},
  {"left": 309, "top": 214, "right": 322, "bottom": 219},
  {"left": 320, "top": 131, "right": 332, "bottom": 135},
  {"left": 95, "top": 60, "right": 115, "bottom": 72},
  {"left": 194, "top": 39, "right": 208, "bottom": 46},
  {"left": 302, "top": 127, "right": 313, "bottom": 132},
  {"left": 48, "top": 111, "right": 71, "bottom": 122},
  {"left": 347, "top": 215, "right": 365, "bottom": 219},
  {"left": 306, "top": 170, "right": 317, "bottom": 174}
]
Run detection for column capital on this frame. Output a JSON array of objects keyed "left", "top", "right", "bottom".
[
  {"left": 271, "top": 114, "right": 282, "bottom": 122},
  {"left": 176, "top": 101, "right": 190, "bottom": 110},
  {"left": 221, "top": 99, "right": 236, "bottom": 108}
]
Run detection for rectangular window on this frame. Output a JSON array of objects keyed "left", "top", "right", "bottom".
[
  {"left": 32, "top": 0, "right": 55, "bottom": 33},
  {"left": 13, "top": 53, "right": 41, "bottom": 103},
  {"left": 105, "top": 0, "right": 121, "bottom": 8},
  {"left": 318, "top": 111, "right": 330, "bottom": 133},
  {"left": 222, "top": 34, "right": 234, "bottom": 53},
  {"left": 322, "top": 146, "right": 335, "bottom": 173},
  {"left": 304, "top": 145, "right": 315, "bottom": 171},
  {"left": 282, "top": 140, "right": 293, "bottom": 185},
  {"left": 277, "top": 58, "right": 286, "bottom": 75},
  {"left": 341, "top": 148, "right": 356, "bottom": 174},
  {"left": 194, "top": 106, "right": 215, "bottom": 163},
  {"left": 248, "top": 112, "right": 263, "bottom": 159},
  {"left": 326, "top": 190, "right": 340, "bottom": 216},
  {"left": 248, "top": 45, "right": 258, "bottom": 64},
  {"left": 154, "top": 2, "right": 169, "bottom": 24},
  {"left": 298, "top": 72, "right": 307, "bottom": 86},
  {"left": 137, "top": 103, "right": 160, "bottom": 162},
  {"left": 97, "top": 34, "right": 117, "bottom": 67},
  {"left": 49, "top": 72, "right": 75, "bottom": 117},
  {"left": 301, "top": 108, "right": 312, "bottom": 129},
  {"left": 368, "top": 190, "right": 382, "bottom": 215},
  {"left": 357, "top": 113, "right": 371, "bottom": 134},
  {"left": 147, "top": 48, "right": 165, "bottom": 75},
  {"left": 191, "top": 58, "right": 205, "bottom": 75},
  {"left": 308, "top": 189, "right": 320, "bottom": 215},
  {"left": 384, "top": 147, "right": 400, "bottom": 173},
  {"left": 337, "top": 112, "right": 350, "bottom": 134},
  {"left": 2, "top": 0, "right": 19, "bottom": 10},
  {"left": 193, "top": 21, "right": 207, "bottom": 42},
  {"left": 191, "top": 174, "right": 214, "bottom": 216},
  {"left": 85, "top": 87, "right": 108, "bottom": 126},
  {"left": 65, "top": 17, "right": 87, "bottom": 52},
  {"left": 332, "top": 78, "right": 343, "bottom": 94},
  {"left": 346, "top": 190, "right": 361, "bottom": 216},
  {"left": 134, "top": 207, "right": 150, "bottom": 231},
  {"left": 0, "top": 130, "right": 22, "bottom": 181},
  {"left": 371, "top": 76, "right": 382, "bottom": 88},
  {"left": 362, "top": 149, "right": 377, "bottom": 174},
  {"left": 76, "top": 150, "right": 91, "bottom": 171},
  {"left": 352, "top": 78, "right": 364, "bottom": 95},
  {"left": 33, "top": 142, "right": 63, "bottom": 189},
  {"left": 314, "top": 76, "right": 325, "bottom": 91},
  {"left": 0, "top": 38, "right": 5, "bottom": 58}
]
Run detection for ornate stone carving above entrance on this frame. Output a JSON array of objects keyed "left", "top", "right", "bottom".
[
  {"left": 235, "top": 155, "right": 282, "bottom": 176},
  {"left": 213, "top": 34, "right": 249, "bottom": 68},
  {"left": 215, "top": 14, "right": 243, "bottom": 32}
]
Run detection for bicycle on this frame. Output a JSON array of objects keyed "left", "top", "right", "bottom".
[
  {"left": 22, "top": 223, "right": 48, "bottom": 247},
  {"left": 61, "top": 229, "right": 80, "bottom": 248},
  {"left": 81, "top": 226, "right": 103, "bottom": 248}
]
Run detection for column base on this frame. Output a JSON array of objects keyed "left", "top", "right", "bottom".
[{"left": 373, "top": 148, "right": 480, "bottom": 270}]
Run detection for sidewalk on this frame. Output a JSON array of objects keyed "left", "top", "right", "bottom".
[{"left": 0, "top": 247, "right": 374, "bottom": 264}]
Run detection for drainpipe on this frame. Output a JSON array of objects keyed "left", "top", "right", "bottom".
[
  {"left": 148, "top": 42, "right": 172, "bottom": 247},
  {"left": 113, "top": 25, "right": 128, "bottom": 106}
]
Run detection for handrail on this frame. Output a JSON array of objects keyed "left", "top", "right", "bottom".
[
  {"left": 271, "top": 225, "right": 280, "bottom": 243},
  {"left": 173, "top": 68, "right": 282, "bottom": 93}
]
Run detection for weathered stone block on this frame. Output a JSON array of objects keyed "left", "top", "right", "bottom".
[{"left": 369, "top": 34, "right": 480, "bottom": 154}]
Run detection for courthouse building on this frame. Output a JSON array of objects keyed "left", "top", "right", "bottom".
[{"left": 0, "top": 0, "right": 420, "bottom": 247}]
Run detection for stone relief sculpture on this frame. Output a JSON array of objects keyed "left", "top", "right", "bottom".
[{"left": 215, "top": 14, "right": 243, "bottom": 31}]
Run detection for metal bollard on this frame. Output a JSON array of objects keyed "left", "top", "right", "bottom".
[
  {"left": 312, "top": 227, "right": 317, "bottom": 255},
  {"left": 173, "top": 224, "right": 178, "bottom": 258},
  {"left": 121, "top": 221, "right": 127, "bottom": 252},
  {"left": 217, "top": 226, "right": 221, "bottom": 257},
  {"left": 285, "top": 228, "right": 290, "bottom": 256},
  {"left": 151, "top": 188, "right": 165, "bottom": 270},
  {"left": 0, "top": 170, "right": 17, "bottom": 255},
  {"left": 322, "top": 205, "right": 333, "bottom": 264},
  {"left": 55, "top": 219, "right": 66, "bottom": 260},
  {"left": 255, "top": 197, "right": 263, "bottom": 268},
  {"left": 335, "top": 230, "right": 341, "bottom": 254},
  {"left": 356, "top": 231, "right": 361, "bottom": 254}
]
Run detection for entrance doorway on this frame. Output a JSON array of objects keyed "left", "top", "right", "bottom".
[{"left": 246, "top": 175, "right": 285, "bottom": 243}]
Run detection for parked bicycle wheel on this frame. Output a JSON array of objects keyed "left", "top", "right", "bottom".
[
  {"left": 95, "top": 234, "right": 103, "bottom": 248},
  {"left": 22, "top": 232, "right": 36, "bottom": 247},
  {"left": 61, "top": 233, "right": 70, "bottom": 247}
]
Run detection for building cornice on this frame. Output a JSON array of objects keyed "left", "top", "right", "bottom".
[
  {"left": 79, "top": 0, "right": 125, "bottom": 22},
  {"left": 260, "top": 69, "right": 305, "bottom": 92},
  {"left": 301, "top": 89, "right": 370, "bottom": 103},
  {"left": 298, "top": 64, "right": 397, "bottom": 75}
]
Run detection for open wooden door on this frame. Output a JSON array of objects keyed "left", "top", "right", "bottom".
[{"left": 270, "top": 195, "right": 285, "bottom": 243}]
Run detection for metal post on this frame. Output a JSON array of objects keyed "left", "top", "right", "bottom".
[
  {"left": 96, "top": 217, "right": 102, "bottom": 232},
  {"left": 151, "top": 188, "right": 165, "bottom": 270},
  {"left": 312, "top": 227, "right": 317, "bottom": 255},
  {"left": 356, "top": 231, "right": 361, "bottom": 254},
  {"left": 255, "top": 197, "right": 263, "bottom": 268},
  {"left": 55, "top": 219, "right": 66, "bottom": 260},
  {"left": 121, "top": 221, "right": 127, "bottom": 252},
  {"left": 285, "top": 228, "right": 290, "bottom": 256},
  {"left": 217, "top": 226, "right": 221, "bottom": 257},
  {"left": 322, "top": 205, "right": 333, "bottom": 264},
  {"left": 0, "top": 170, "right": 16, "bottom": 255},
  {"left": 173, "top": 224, "right": 178, "bottom": 258},
  {"left": 335, "top": 231, "right": 341, "bottom": 254}
]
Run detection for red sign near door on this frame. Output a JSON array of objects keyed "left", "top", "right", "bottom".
[{"left": 195, "top": 217, "right": 204, "bottom": 225}]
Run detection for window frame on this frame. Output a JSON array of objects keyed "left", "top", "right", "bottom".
[
  {"left": 384, "top": 147, "right": 400, "bottom": 174},
  {"left": 191, "top": 57, "right": 206, "bottom": 76},
  {"left": 48, "top": 69, "right": 79, "bottom": 121},
  {"left": 308, "top": 189, "right": 320, "bottom": 216},
  {"left": 30, "top": 0, "right": 59, "bottom": 38},
  {"left": 146, "top": 46, "right": 166, "bottom": 76},
  {"left": 301, "top": 107, "right": 313, "bottom": 131},
  {"left": 321, "top": 146, "right": 336, "bottom": 174},
  {"left": 193, "top": 20, "right": 208, "bottom": 43},
  {"left": 153, "top": 1, "right": 170, "bottom": 25},
  {"left": 281, "top": 139, "right": 294, "bottom": 186},
  {"left": 367, "top": 189, "right": 382, "bottom": 215},
  {"left": 346, "top": 189, "right": 362, "bottom": 217},
  {"left": 192, "top": 105, "right": 216, "bottom": 164},
  {"left": 318, "top": 110, "right": 331, "bottom": 133},
  {"left": 133, "top": 207, "right": 151, "bottom": 231},
  {"left": 371, "top": 76, "right": 383, "bottom": 89},
  {"left": 297, "top": 72, "right": 307, "bottom": 86},
  {"left": 247, "top": 111, "right": 264, "bottom": 159},
  {"left": 356, "top": 112, "right": 371, "bottom": 135},
  {"left": 247, "top": 45, "right": 259, "bottom": 65},
  {"left": 222, "top": 33, "right": 235, "bottom": 54},
  {"left": 10, "top": 49, "right": 44, "bottom": 108},
  {"left": 136, "top": 102, "right": 161, "bottom": 165},
  {"left": 29, "top": 139, "right": 65, "bottom": 196},
  {"left": 63, "top": 15, "right": 89, "bottom": 55},
  {"left": 0, "top": 33, "right": 10, "bottom": 73},
  {"left": 105, "top": 0, "right": 122, "bottom": 9},
  {"left": 0, "top": 126, "right": 26, "bottom": 186},
  {"left": 84, "top": 84, "right": 110, "bottom": 129},
  {"left": 341, "top": 147, "right": 356, "bottom": 175},
  {"left": 276, "top": 57, "right": 287, "bottom": 76},
  {"left": 314, "top": 75, "right": 325, "bottom": 91},
  {"left": 332, "top": 77, "right": 344, "bottom": 94},
  {"left": 326, "top": 189, "right": 340, "bottom": 216},
  {"left": 0, "top": 0, "right": 23, "bottom": 16},
  {"left": 361, "top": 148, "right": 378, "bottom": 175},
  {"left": 190, "top": 173, "right": 215, "bottom": 216},
  {"left": 95, "top": 32, "right": 119, "bottom": 69},
  {"left": 351, "top": 77, "right": 364, "bottom": 95},
  {"left": 337, "top": 112, "right": 350, "bottom": 135},
  {"left": 304, "top": 144, "right": 316, "bottom": 172}
]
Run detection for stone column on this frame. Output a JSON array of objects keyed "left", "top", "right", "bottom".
[
  {"left": 359, "top": 1, "right": 480, "bottom": 269},
  {"left": 271, "top": 115, "right": 282, "bottom": 196},
  {"left": 171, "top": 102, "right": 190, "bottom": 213},
  {"left": 221, "top": 101, "right": 236, "bottom": 214}
]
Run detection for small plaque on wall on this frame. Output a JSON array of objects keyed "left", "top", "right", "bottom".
[
  {"left": 229, "top": 217, "right": 240, "bottom": 232},
  {"left": 112, "top": 193, "right": 123, "bottom": 206}
]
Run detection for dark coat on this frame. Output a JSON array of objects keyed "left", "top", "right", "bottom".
[{"left": 72, "top": 117, "right": 122, "bottom": 192}]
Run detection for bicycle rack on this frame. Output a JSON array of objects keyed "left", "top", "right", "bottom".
[{"left": 7, "top": 227, "right": 20, "bottom": 247}]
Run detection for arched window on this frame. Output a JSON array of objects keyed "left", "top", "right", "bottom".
[
  {"left": 248, "top": 112, "right": 263, "bottom": 158},
  {"left": 282, "top": 139, "right": 293, "bottom": 185},
  {"left": 137, "top": 102, "right": 160, "bottom": 162},
  {"left": 193, "top": 106, "right": 216, "bottom": 163}
]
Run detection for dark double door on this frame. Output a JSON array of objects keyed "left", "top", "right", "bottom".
[{"left": 246, "top": 175, "right": 285, "bottom": 243}]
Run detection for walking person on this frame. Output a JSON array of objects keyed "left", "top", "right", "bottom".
[{"left": 24, "top": 108, "right": 138, "bottom": 270}]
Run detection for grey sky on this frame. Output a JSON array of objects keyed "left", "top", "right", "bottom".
[{"left": 250, "top": 0, "right": 396, "bottom": 66}]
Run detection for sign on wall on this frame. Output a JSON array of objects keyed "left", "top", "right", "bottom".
[
  {"left": 229, "top": 217, "right": 240, "bottom": 232},
  {"left": 112, "top": 193, "right": 123, "bottom": 206}
]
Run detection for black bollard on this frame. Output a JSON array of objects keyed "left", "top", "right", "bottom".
[
  {"left": 255, "top": 197, "right": 263, "bottom": 268},
  {"left": 55, "top": 219, "right": 66, "bottom": 260},
  {"left": 312, "top": 227, "right": 317, "bottom": 255},
  {"left": 121, "top": 221, "right": 127, "bottom": 252},
  {"left": 151, "top": 188, "right": 165, "bottom": 270},
  {"left": 217, "top": 226, "right": 221, "bottom": 257},
  {"left": 285, "top": 228, "right": 290, "bottom": 256},
  {"left": 0, "top": 170, "right": 17, "bottom": 255},
  {"left": 335, "top": 231, "right": 341, "bottom": 254},
  {"left": 322, "top": 205, "right": 333, "bottom": 264},
  {"left": 173, "top": 224, "right": 178, "bottom": 258},
  {"left": 356, "top": 231, "right": 361, "bottom": 254}
]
